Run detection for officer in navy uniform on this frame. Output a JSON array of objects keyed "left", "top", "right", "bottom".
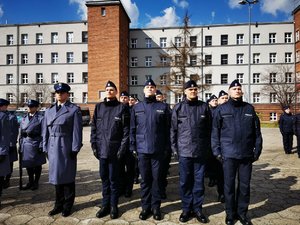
[
  {"left": 218, "top": 90, "right": 229, "bottom": 105},
  {"left": 279, "top": 106, "right": 294, "bottom": 154},
  {"left": 19, "top": 100, "right": 46, "bottom": 190},
  {"left": 0, "top": 99, "right": 11, "bottom": 208},
  {"left": 171, "top": 80, "right": 210, "bottom": 223},
  {"left": 91, "top": 81, "right": 130, "bottom": 219},
  {"left": 43, "top": 83, "right": 83, "bottom": 217},
  {"left": 155, "top": 90, "right": 164, "bottom": 102},
  {"left": 211, "top": 80, "right": 263, "bottom": 225},
  {"left": 130, "top": 78, "right": 171, "bottom": 221},
  {"left": 293, "top": 111, "right": 300, "bottom": 158},
  {"left": 0, "top": 100, "right": 18, "bottom": 189}
]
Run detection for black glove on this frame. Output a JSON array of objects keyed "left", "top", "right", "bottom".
[
  {"left": 0, "top": 155, "right": 6, "bottom": 163},
  {"left": 70, "top": 151, "right": 78, "bottom": 160},
  {"left": 216, "top": 154, "right": 223, "bottom": 164},
  {"left": 252, "top": 155, "right": 259, "bottom": 163},
  {"left": 93, "top": 148, "right": 99, "bottom": 160},
  {"left": 9, "top": 146, "right": 17, "bottom": 152},
  {"left": 173, "top": 151, "right": 178, "bottom": 161},
  {"left": 38, "top": 147, "right": 43, "bottom": 154}
]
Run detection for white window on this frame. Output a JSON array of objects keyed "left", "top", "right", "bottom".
[
  {"left": 52, "top": 52, "right": 58, "bottom": 63},
  {"left": 21, "top": 34, "right": 28, "bottom": 45},
  {"left": 221, "top": 74, "right": 228, "bottom": 84},
  {"left": 237, "top": 34, "right": 244, "bottom": 45},
  {"left": 285, "top": 53, "right": 292, "bottom": 63},
  {"left": 36, "top": 73, "right": 43, "bottom": 84},
  {"left": 297, "top": 51, "right": 300, "bottom": 63},
  {"left": 221, "top": 35, "right": 228, "bottom": 45},
  {"left": 69, "top": 92, "right": 74, "bottom": 103},
  {"left": 131, "top": 38, "right": 137, "bottom": 48},
  {"left": 21, "top": 74, "right": 28, "bottom": 84},
  {"left": 285, "top": 72, "right": 292, "bottom": 83},
  {"left": 160, "top": 56, "right": 167, "bottom": 66},
  {"left": 190, "top": 55, "right": 197, "bottom": 66},
  {"left": 269, "top": 33, "right": 276, "bottom": 43},
  {"left": 67, "top": 52, "right": 74, "bottom": 63},
  {"left": 7, "top": 93, "right": 14, "bottom": 103},
  {"left": 160, "top": 75, "right": 166, "bottom": 85},
  {"left": 237, "top": 73, "right": 244, "bottom": 83},
  {"left": 67, "top": 32, "right": 74, "bottom": 43},
  {"left": 145, "top": 75, "right": 152, "bottom": 80},
  {"left": 82, "top": 31, "right": 88, "bottom": 43},
  {"left": 253, "top": 33, "right": 260, "bottom": 44},
  {"left": 269, "top": 53, "right": 276, "bottom": 63},
  {"left": 253, "top": 53, "right": 260, "bottom": 64},
  {"left": 131, "top": 57, "right": 138, "bottom": 67},
  {"left": 205, "top": 74, "right": 212, "bottom": 84},
  {"left": 270, "top": 73, "right": 276, "bottom": 83},
  {"left": 253, "top": 73, "right": 260, "bottom": 83},
  {"left": 21, "top": 93, "right": 28, "bottom": 104},
  {"left": 101, "top": 7, "right": 106, "bottom": 16},
  {"left": 36, "top": 53, "right": 43, "bottom": 64},
  {"left": 205, "top": 93, "right": 212, "bottom": 101},
  {"left": 21, "top": 54, "right": 28, "bottom": 64},
  {"left": 131, "top": 75, "right": 138, "bottom": 85},
  {"left": 221, "top": 54, "right": 228, "bottom": 65},
  {"left": 253, "top": 93, "right": 260, "bottom": 103},
  {"left": 36, "top": 33, "right": 43, "bottom": 44},
  {"left": 175, "top": 75, "right": 182, "bottom": 85},
  {"left": 175, "top": 55, "right": 181, "bottom": 65},
  {"left": 52, "top": 93, "right": 56, "bottom": 103},
  {"left": 145, "top": 38, "right": 152, "bottom": 48},
  {"left": 6, "top": 74, "right": 13, "bottom": 84},
  {"left": 296, "top": 30, "right": 300, "bottom": 42},
  {"left": 82, "top": 72, "right": 88, "bottom": 83},
  {"left": 270, "top": 112, "right": 277, "bottom": 121},
  {"left": 205, "top": 36, "right": 212, "bottom": 46},
  {"left": 82, "top": 92, "right": 88, "bottom": 103},
  {"left": 145, "top": 56, "right": 152, "bottom": 67},
  {"left": 67, "top": 73, "right": 74, "bottom": 83},
  {"left": 190, "top": 36, "right": 197, "bottom": 47},
  {"left": 270, "top": 93, "right": 277, "bottom": 103},
  {"left": 52, "top": 73, "right": 59, "bottom": 83},
  {"left": 237, "top": 54, "right": 244, "bottom": 64},
  {"left": 82, "top": 52, "right": 88, "bottom": 63},
  {"left": 175, "top": 37, "right": 182, "bottom": 47},
  {"left": 285, "top": 32, "right": 292, "bottom": 43},
  {"left": 7, "top": 55, "right": 13, "bottom": 65},
  {"left": 51, "top": 32, "right": 59, "bottom": 43},
  {"left": 7, "top": 35, "right": 14, "bottom": 45},
  {"left": 36, "top": 92, "right": 43, "bottom": 103},
  {"left": 175, "top": 93, "right": 183, "bottom": 103},
  {"left": 160, "top": 37, "right": 167, "bottom": 47}
]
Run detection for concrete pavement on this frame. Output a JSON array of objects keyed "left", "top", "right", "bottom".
[{"left": 0, "top": 127, "right": 300, "bottom": 225}]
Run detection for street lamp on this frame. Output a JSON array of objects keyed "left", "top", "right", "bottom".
[{"left": 239, "top": 0, "right": 259, "bottom": 103}]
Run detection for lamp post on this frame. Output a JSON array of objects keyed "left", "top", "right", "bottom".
[{"left": 239, "top": 0, "right": 259, "bottom": 103}]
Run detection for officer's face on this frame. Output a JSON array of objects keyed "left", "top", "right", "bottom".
[
  {"left": 184, "top": 88, "right": 198, "bottom": 100},
  {"left": 144, "top": 85, "right": 156, "bottom": 97},
  {"left": 55, "top": 91, "right": 69, "bottom": 103},
  {"left": 156, "top": 95, "right": 164, "bottom": 102},
  {"left": 128, "top": 97, "right": 136, "bottom": 106},
  {"left": 209, "top": 99, "right": 218, "bottom": 107},
  {"left": 0, "top": 105, "right": 8, "bottom": 111},
  {"left": 120, "top": 96, "right": 129, "bottom": 104},
  {"left": 229, "top": 86, "right": 243, "bottom": 100},
  {"left": 284, "top": 108, "right": 290, "bottom": 114},
  {"left": 106, "top": 87, "right": 117, "bottom": 99},
  {"left": 27, "top": 106, "right": 38, "bottom": 114},
  {"left": 218, "top": 95, "right": 229, "bottom": 105}
]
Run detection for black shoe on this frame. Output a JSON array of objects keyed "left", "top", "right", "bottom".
[
  {"left": 62, "top": 209, "right": 71, "bottom": 217},
  {"left": 31, "top": 182, "right": 39, "bottom": 191},
  {"left": 134, "top": 178, "right": 139, "bottom": 184},
  {"left": 195, "top": 211, "right": 208, "bottom": 223},
  {"left": 225, "top": 217, "right": 235, "bottom": 225},
  {"left": 110, "top": 206, "right": 119, "bottom": 219},
  {"left": 179, "top": 211, "right": 190, "bottom": 223},
  {"left": 96, "top": 206, "right": 110, "bottom": 218},
  {"left": 139, "top": 209, "right": 151, "bottom": 220},
  {"left": 152, "top": 208, "right": 162, "bottom": 221},
  {"left": 22, "top": 183, "right": 33, "bottom": 190},
  {"left": 238, "top": 215, "right": 253, "bottom": 225},
  {"left": 218, "top": 194, "right": 225, "bottom": 203},
  {"left": 48, "top": 207, "right": 63, "bottom": 216}
]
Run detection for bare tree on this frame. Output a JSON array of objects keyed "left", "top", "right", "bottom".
[
  {"left": 23, "top": 84, "right": 53, "bottom": 106},
  {"left": 261, "top": 64, "right": 296, "bottom": 108}
]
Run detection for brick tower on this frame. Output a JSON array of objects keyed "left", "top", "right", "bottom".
[
  {"left": 293, "top": 4, "right": 300, "bottom": 112},
  {"left": 86, "top": 0, "right": 130, "bottom": 104}
]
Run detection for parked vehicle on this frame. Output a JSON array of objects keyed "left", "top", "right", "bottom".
[{"left": 80, "top": 107, "right": 91, "bottom": 126}]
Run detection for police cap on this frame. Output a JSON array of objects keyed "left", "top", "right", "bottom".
[
  {"left": 218, "top": 90, "right": 228, "bottom": 98},
  {"left": 156, "top": 90, "right": 163, "bottom": 95},
  {"left": 26, "top": 99, "right": 40, "bottom": 108},
  {"left": 184, "top": 80, "right": 198, "bottom": 90},
  {"left": 229, "top": 79, "right": 242, "bottom": 89},
  {"left": 106, "top": 80, "right": 117, "bottom": 90},
  {"left": 283, "top": 105, "right": 290, "bottom": 110},
  {"left": 144, "top": 78, "right": 156, "bottom": 87},
  {"left": 120, "top": 91, "right": 129, "bottom": 97},
  {"left": 206, "top": 94, "right": 218, "bottom": 103},
  {"left": 0, "top": 98, "right": 10, "bottom": 106},
  {"left": 54, "top": 83, "right": 71, "bottom": 93}
]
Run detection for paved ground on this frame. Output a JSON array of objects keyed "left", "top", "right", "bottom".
[{"left": 0, "top": 127, "right": 300, "bottom": 225}]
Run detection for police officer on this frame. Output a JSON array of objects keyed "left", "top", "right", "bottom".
[
  {"left": 91, "top": 81, "right": 129, "bottom": 219},
  {"left": 155, "top": 90, "right": 164, "bottom": 102},
  {"left": 293, "top": 112, "right": 300, "bottom": 158},
  {"left": 211, "top": 80, "right": 263, "bottom": 225},
  {"left": 43, "top": 83, "right": 83, "bottom": 217},
  {"left": 279, "top": 106, "right": 294, "bottom": 154},
  {"left": 171, "top": 80, "right": 210, "bottom": 223},
  {"left": 19, "top": 100, "right": 46, "bottom": 190},
  {"left": 0, "top": 99, "right": 11, "bottom": 208},
  {"left": 130, "top": 78, "right": 171, "bottom": 221},
  {"left": 218, "top": 90, "right": 229, "bottom": 105}
]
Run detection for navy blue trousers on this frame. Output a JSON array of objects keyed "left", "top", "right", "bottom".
[
  {"left": 55, "top": 182, "right": 75, "bottom": 210},
  {"left": 282, "top": 132, "right": 293, "bottom": 153}
]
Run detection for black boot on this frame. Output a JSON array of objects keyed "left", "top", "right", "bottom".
[{"left": 96, "top": 205, "right": 110, "bottom": 218}]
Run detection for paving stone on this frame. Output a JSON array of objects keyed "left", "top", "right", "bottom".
[
  {"left": 4, "top": 214, "right": 33, "bottom": 225},
  {"left": 27, "top": 216, "right": 54, "bottom": 225}
]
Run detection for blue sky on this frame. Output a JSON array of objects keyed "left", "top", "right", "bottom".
[{"left": 0, "top": 0, "right": 298, "bottom": 28}]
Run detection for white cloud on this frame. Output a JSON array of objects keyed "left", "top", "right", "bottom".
[
  {"left": 228, "top": 0, "right": 242, "bottom": 9},
  {"left": 145, "top": 7, "right": 180, "bottom": 28},
  {"left": 69, "top": 0, "right": 87, "bottom": 20},
  {"left": 211, "top": 11, "right": 215, "bottom": 22},
  {"left": 261, "top": 0, "right": 292, "bottom": 16},
  {"left": 172, "top": 0, "right": 189, "bottom": 9},
  {"left": 0, "top": 5, "right": 4, "bottom": 18}
]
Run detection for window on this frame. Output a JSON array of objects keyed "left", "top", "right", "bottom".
[
  {"left": 69, "top": 92, "right": 74, "bottom": 103},
  {"left": 82, "top": 52, "right": 88, "bottom": 63},
  {"left": 51, "top": 32, "right": 58, "bottom": 43},
  {"left": 145, "top": 56, "right": 152, "bottom": 67},
  {"left": 6, "top": 74, "right": 13, "bottom": 84},
  {"left": 175, "top": 75, "right": 182, "bottom": 85},
  {"left": 52, "top": 93, "right": 56, "bottom": 103},
  {"left": 36, "top": 33, "right": 43, "bottom": 44},
  {"left": 175, "top": 37, "right": 182, "bottom": 47},
  {"left": 205, "top": 55, "right": 212, "bottom": 65},
  {"left": 253, "top": 53, "right": 260, "bottom": 64},
  {"left": 205, "top": 74, "right": 212, "bottom": 84},
  {"left": 52, "top": 73, "right": 59, "bottom": 83},
  {"left": 270, "top": 93, "right": 277, "bottom": 103},
  {"left": 253, "top": 33, "right": 260, "bottom": 44},
  {"left": 270, "top": 73, "right": 276, "bottom": 83},
  {"left": 285, "top": 53, "right": 292, "bottom": 63},
  {"left": 145, "top": 75, "right": 152, "bottom": 81},
  {"left": 160, "top": 37, "right": 167, "bottom": 48},
  {"left": 285, "top": 32, "right": 292, "bottom": 43},
  {"left": 253, "top": 73, "right": 260, "bottom": 83},
  {"left": 190, "top": 74, "right": 199, "bottom": 81},
  {"left": 175, "top": 93, "right": 183, "bottom": 103},
  {"left": 7, "top": 35, "right": 14, "bottom": 45},
  {"left": 82, "top": 31, "right": 88, "bottom": 43},
  {"left": 269, "top": 33, "right": 276, "bottom": 43},
  {"left": 131, "top": 38, "right": 137, "bottom": 48},
  {"left": 237, "top": 34, "right": 244, "bottom": 45},
  {"left": 67, "top": 73, "right": 74, "bottom": 83},
  {"left": 253, "top": 93, "right": 260, "bottom": 103},
  {"left": 221, "top": 74, "right": 228, "bottom": 84},
  {"left": 205, "top": 36, "right": 212, "bottom": 46},
  {"left": 67, "top": 52, "right": 74, "bottom": 63},
  {"left": 51, "top": 52, "right": 58, "bottom": 63},
  {"left": 285, "top": 72, "right": 292, "bottom": 83},
  {"left": 36, "top": 53, "right": 43, "bottom": 64},
  {"left": 82, "top": 72, "right": 88, "bottom": 83},
  {"left": 296, "top": 30, "right": 300, "bottom": 42},
  {"left": 131, "top": 57, "right": 138, "bottom": 67},
  {"left": 7, "top": 93, "right": 14, "bottom": 103},
  {"left": 221, "top": 54, "right": 228, "bottom": 65},
  {"left": 160, "top": 56, "right": 168, "bottom": 66},
  {"left": 269, "top": 53, "right": 276, "bottom": 63},
  {"left": 21, "top": 74, "right": 28, "bottom": 84},
  {"left": 82, "top": 92, "right": 88, "bottom": 103},
  {"left": 21, "top": 34, "right": 28, "bottom": 45},
  {"left": 237, "top": 73, "right": 244, "bottom": 83},
  {"left": 190, "top": 55, "right": 197, "bottom": 66},
  {"left": 175, "top": 55, "right": 181, "bottom": 66},
  {"left": 205, "top": 93, "right": 212, "bottom": 101},
  {"left": 190, "top": 36, "right": 197, "bottom": 47},
  {"left": 21, "top": 54, "right": 28, "bottom": 64},
  {"left": 101, "top": 7, "right": 106, "bottom": 16},
  {"left": 297, "top": 51, "right": 300, "bottom": 63},
  {"left": 36, "top": 92, "right": 43, "bottom": 103},
  {"left": 221, "top": 35, "right": 228, "bottom": 45},
  {"left": 236, "top": 54, "right": 244, "bottom": 64},
  {"left": 160, "top": 75, "right": 166, "bottom": 85},
  {"left": 21, "top": 93, "right": 28, "bottom": 104},
  {"left": 145, "top": 38, "right": 152, "bottom": 48},
  {"left": 36, "top": 73, "right": 43, "bottom": 84},
  {"left": 7, "top": 54, "right": 13, "bottom": 65},
  {"left": 66, "top": 32, "right": 74, "bottom": 43},
  {"left": 270, "top": 112, "right": 277, "bottom": 121},
  {"left": 131, "top": 75, "right": 138, "bottom": 85}
]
